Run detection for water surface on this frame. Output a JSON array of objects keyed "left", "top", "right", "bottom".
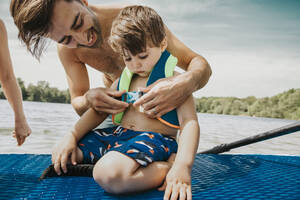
[{"left": 0, "top": 100, "right": 299, "bottom": 155}]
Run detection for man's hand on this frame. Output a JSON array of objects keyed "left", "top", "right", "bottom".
[
  {"left": 134, "top": 76, "right": 191, "bottom": 118},
  {"left": 51, "top": 133, "right": 78, "bottom": 175},
  {"left": 85, "top": 87, "right": 129, "bottom": 114},
  {"left": 12, "top": 119, "right": 31, "bottom": 146},
  {"left": 158, "top": 165, "right": 192, "bottom": 200}
]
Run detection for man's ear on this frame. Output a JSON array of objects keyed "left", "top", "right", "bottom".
[
  {"left": 82, "top": 0, "right": 88, "bottom": 6},
  {"left": 160, "top": 37, "right": 167, "bottom": 52}
]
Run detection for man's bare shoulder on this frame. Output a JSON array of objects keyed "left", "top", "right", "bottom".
[{"left": 57, "top": 44, "right": 81, "bottom": 63}]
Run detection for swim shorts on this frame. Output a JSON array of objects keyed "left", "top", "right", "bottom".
[{"left": 78, "top": 126, "right": 178, "bottom": 166}]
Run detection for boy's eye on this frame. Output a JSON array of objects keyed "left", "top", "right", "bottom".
[{"left": 139, "top": 55, "right": 148, "bottom": 59}]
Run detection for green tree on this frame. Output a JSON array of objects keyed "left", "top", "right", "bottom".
[{"left": 195, "top": 88, "right": 300, "bottom": 120}]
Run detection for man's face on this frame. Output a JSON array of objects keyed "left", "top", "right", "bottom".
[{"left": 49, "top": 0, "right": 101, "bottom": 48}]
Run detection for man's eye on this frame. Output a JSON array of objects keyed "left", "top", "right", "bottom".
[
  {"left": 74, "top": 17, "right": 83, "bottom": 30},
  {"left": 65, "top": 36, "right": 72, "bottom": 45},
  {"left": 139, "top": 55, "right": 148, "bottom": 59},
  {"left": 125, "top": 57, "right": 131, "bottom": 61}
]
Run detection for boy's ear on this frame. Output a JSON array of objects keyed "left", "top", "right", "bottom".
[{"left": 160, "top": 37, "right": 167, "bottom": 52}]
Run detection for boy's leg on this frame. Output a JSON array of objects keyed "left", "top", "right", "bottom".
[
  {"left": 93, "top": 131, "right": 178, "bottom": 194},
  {"left": 75, "top": 127, "right": 118, "bottom": 164},
  {"left": 93, "top": 151, "right": 173, "bottom": 194}
]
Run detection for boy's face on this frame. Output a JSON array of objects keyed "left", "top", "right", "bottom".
[
  {"left": 49, "top": 0, "right": 101, "bottom": 48},
  {"left": 123, "top": 44, "right": 166, "bottom": 77}
]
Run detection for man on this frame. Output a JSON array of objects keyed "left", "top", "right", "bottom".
[{"left": 10, "top": 0, "right": 211, "bottom": 121}]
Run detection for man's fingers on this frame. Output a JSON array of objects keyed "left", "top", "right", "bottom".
[
  {"left": 139, "top": 96, "right": 157, "bottom": 111},
  {"left": 107, "top": 89, "right": 126, "bottom": 97},
  {"left": 137, "top": 86, "right": 151, "bottom": 93},
  {"left": 134, "top": 90, "right": 155, "bottom": 107},
  {"left": 144, "top": 107, "right": 160, "bottom": 119},
  {"left": 100, "top": 93, "right": 128, "bottom": 108}
]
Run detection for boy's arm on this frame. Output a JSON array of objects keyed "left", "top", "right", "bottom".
[
  {"left": 70, "top": 77, "right": 121, "bottom": 141},
  {"left": 52, "top": 108, "right": 108, "bottom": 175},
  {"left": 52, "top": 78, "right": 122, "bottom": 175},
  {"left": 163, "top": 95, "right": 200, "bottom": 200}
]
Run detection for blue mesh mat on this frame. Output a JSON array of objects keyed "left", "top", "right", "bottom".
[{"left": 0, "top": 154, "right": 299, "bottom": 200}]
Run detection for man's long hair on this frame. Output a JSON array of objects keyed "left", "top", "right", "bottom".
[{"left": 10, "top": 0, "right": 78, "bottom": 60}]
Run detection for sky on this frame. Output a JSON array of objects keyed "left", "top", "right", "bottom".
[{"left": 0, "top": 0, "right": 299, "bottom": 98}]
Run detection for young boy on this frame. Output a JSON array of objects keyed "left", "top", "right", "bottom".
[{"left": 52, "top": 5, "right": 199, "bottom": 200}]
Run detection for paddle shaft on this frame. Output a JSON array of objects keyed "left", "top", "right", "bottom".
[{"left": 200, "top": 121, "right": 300, "bottom": 154}]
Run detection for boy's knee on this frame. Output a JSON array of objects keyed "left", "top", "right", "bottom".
[{"left": 93, "top": 154, "right": 128, "bottom": 194}]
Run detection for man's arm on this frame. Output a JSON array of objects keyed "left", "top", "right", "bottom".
[
  {"left": 0, "top": 19, "right": 31, "bottom": 145},
  {"left": 57, "top": 45, "right": 128, "bottom": 116},
  {"left": 166, "top": 25, "right": 212, "bottom": 91},
  {"left": 134, "top": 25, "right": 211, "bottom": 118},
  {"left": 57, "top": 45, "right": 90, "bottom": 115}
]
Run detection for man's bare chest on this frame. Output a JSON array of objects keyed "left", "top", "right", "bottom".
[{"left": 77, "top": 48, "right": 124, "bottom": 76}]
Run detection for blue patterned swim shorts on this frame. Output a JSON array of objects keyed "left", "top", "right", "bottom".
[{"left": 78, "top": 126, "right": 178, "bottom": 166}]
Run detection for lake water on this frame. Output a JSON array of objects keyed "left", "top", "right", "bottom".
[{"left": 0, "top": 99, "right": 299, "bottom": 155}]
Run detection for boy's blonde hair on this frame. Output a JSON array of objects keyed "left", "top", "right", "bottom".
[{"left": 109, "top": 5, "right": 166, "bottom": 56}]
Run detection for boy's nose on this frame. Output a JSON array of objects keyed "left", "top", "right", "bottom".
[{"left": 133, "top": 60, "right": 142, "bottom": 69}]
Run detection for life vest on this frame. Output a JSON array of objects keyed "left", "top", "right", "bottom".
[{"left": 113, "top": 50, "right": 180, "bottom": 129}]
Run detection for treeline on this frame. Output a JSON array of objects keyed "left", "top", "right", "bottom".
[
  {"left": 195, "top": 88, "right": 300, "bottom": 120},
  {"left": 0, "top": 78, "right": 70, "bottom": 103},
  {"left": 1, "top": 79, "right": 299, "bottom": 120}
]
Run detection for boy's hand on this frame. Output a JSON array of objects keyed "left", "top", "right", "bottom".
[
  {"left": 12, "top": 119, "right": 31, "bottom": 146},
  {"left": 51, "top": 133, "right": 77, "bottom": 175},
  {"left": 159, "top": 165, "right": 192, "bottom": 200}
]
